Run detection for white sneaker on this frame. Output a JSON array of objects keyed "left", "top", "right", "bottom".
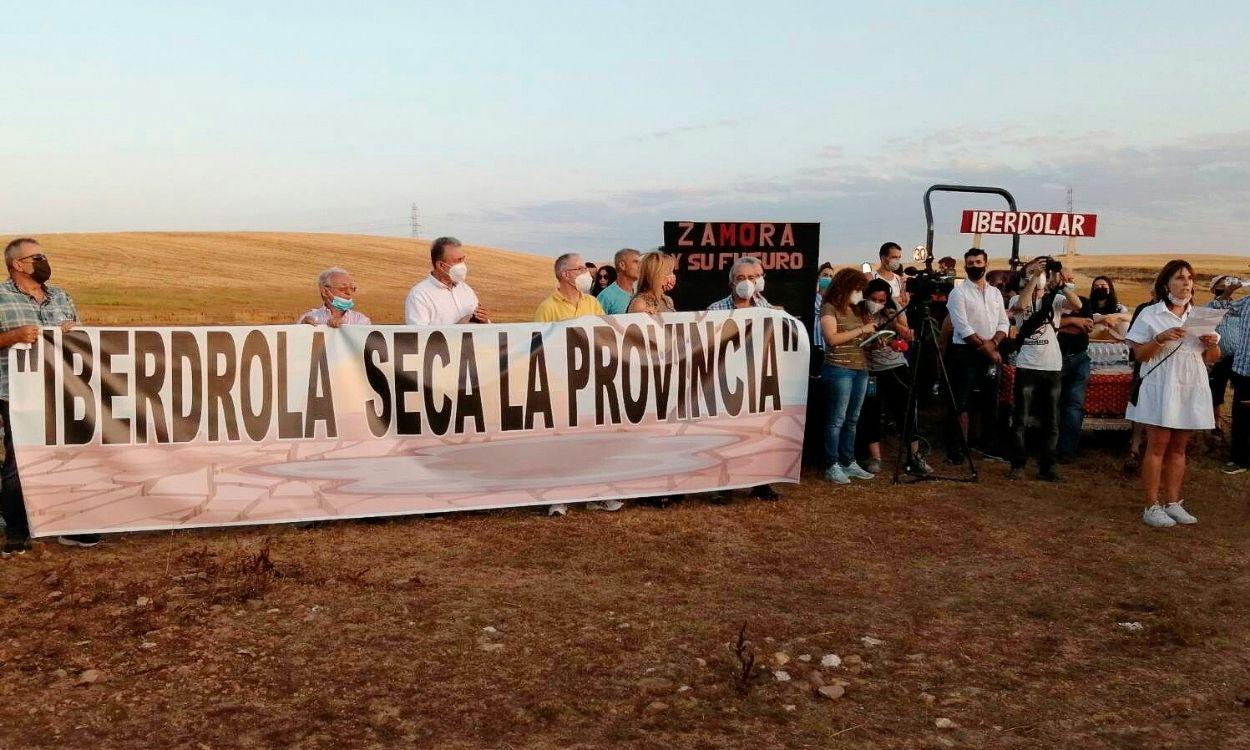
[
  {"left": 843, "top": 461, "right": 875, "bottom": 480},
  {"left": 586, "top": 499, "right": 624, "bottom": 512},
  {"left": 1142, "top": 504, "right": 1176, "bottom": 528},
  {"left": 547, "top": 504, "right": 568, "bottom": 517},
  {"left": 824, "top": 465, "right": 850, "bottom": 484},
  {"left": 1163, "top": 501, "right": 1198, "bottom": 525}
]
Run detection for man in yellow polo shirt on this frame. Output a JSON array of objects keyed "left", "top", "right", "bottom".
[
  {"left": 535, "top": 253, "right": 605, "bottom": 322},
  {"left": 534, "top": 252, "right": 618, "bottom": 517}
]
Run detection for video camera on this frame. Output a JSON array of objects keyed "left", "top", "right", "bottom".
[{"left": 901, "top": 245, "right": 955, "bottom": 303}]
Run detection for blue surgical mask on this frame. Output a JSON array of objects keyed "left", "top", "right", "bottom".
[
  {"left": 330, "top": 296, "right": 355, "bottom": 312},
  {"left": 817, "top": 277, "right": 832, "bottom": 292}
]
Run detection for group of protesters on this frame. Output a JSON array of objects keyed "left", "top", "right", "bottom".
[{"left": 0, "top": 234, "right": 1242, "bottom": 554}]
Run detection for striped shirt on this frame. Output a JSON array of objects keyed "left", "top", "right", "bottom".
[
  {"left": 1209, "top": 296, "right": 1250, "bottom": 374},
  {"left": 0, "top": 279, "right": 79, "bottom": 400},
  {"left": 707, "top": 294, "right": 774, "bottom": 311}
]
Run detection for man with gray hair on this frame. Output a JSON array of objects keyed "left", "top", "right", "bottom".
[
  {"left": 534, "top": 252, "right": 605, "bottom": 323},
  {"left": 405, "top": 236, "right": 491, "bottom": 325},
  {"left": 707, "top": 257, "right": 776, "bottom": 311},
  {"left": 533, "top": 253, "right": 617, "bottom": 516},
  {"left": 596, "top": 248, "right": 642, "bottom": 315},
  {"left": 0, "top": 237, "right": 99, "bottom": 552},
  {"left": 706, "top": 255, "right": 782, "bottom": 503},
  {"left": 298, "top": 268, "right": 372, "bottom": 327}
]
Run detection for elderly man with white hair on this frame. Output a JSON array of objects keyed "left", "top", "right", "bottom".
[
  {"left": 706, "top": 256, "right": 783, "bottom": 504},
  {"left": 298, "top": 267, "right": 372, "bottom": 327},
  {"left": 707, "top": 257, "right": 775, "bottom": 312}
]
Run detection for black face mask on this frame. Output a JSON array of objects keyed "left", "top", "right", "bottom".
[
  {"left": 1091, "top": 288, "right": 1109, "bottom": 300},
  {"left": 965, "top": 266, "right": 986, "bottom": 281},
  {"left": 30, "top": 258, "right": 52, "bottom": 284}
]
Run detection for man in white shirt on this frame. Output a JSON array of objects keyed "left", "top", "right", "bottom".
[
  {"left": 1007, "top": 258, "right": 1081, "bottom": 481},
  {"left": 404, "top": 237, "right": 491, "bottom": 325},
  {"left": 872, "top": 242, "right": 909, "bottom": 308},
  {"left": 944, "top": 247, "right": 1011, "bottom": 464}
]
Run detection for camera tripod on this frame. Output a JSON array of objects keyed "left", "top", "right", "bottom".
[{"left": 889, "top": 298, "right": 979, "bottom": 484}]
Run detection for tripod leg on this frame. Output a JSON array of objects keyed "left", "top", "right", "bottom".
[{"left": 928, "top": 323, "right": 978, "bottom": 479}]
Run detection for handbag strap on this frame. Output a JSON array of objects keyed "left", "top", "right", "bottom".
[{"left": 1140, "top": 339, "right": 1184, "bottom": 382}]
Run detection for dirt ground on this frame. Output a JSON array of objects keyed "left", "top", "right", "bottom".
[{"left": 3, "top": 431, "right": 1248, "bottom": 749}]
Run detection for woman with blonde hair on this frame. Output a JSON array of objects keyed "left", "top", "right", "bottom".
[
  {"left": 819, "top": 267, "right": 878, "bottom": 484},
  {"left": 627, "top": 252, "right": 677, "bottom": 314}
]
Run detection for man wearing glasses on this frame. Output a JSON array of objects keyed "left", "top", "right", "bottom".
[
  {"left": 0, "top": 238, "right": 99, "bottom": 553},
  {"left": 298, "top": 267, "right": 372, "bottom": 327}
]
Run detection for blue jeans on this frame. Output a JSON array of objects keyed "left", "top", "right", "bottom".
[
  {"left": 1057, "top": 351, "right": 1091, "bottom": 458},
  {"left": 821, "top": 363, "right": 868, "bottom": 467}
]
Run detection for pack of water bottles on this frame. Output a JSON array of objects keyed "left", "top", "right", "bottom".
[{"left": 1089, "top": 341, "right": 1132, "bottom": 371}]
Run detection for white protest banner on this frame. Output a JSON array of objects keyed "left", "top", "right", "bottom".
[{"left": 7, "top": 310, "right": 809, "bottom": 537}]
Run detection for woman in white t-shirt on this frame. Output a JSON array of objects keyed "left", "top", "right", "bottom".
[{"left": 1125, "top": 260, "right": 1223, "bottom": 528}]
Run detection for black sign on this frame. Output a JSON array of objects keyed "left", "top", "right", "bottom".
[{"left": 663, "top": 221, "right": 821, "bottom": 334}]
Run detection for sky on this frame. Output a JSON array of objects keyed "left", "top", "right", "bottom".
[{"left": 3, "top": 1, "right": 1250, "bottom": 263}]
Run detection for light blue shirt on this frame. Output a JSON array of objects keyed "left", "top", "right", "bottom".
[{"left": 597, "top": 280, "right": 635, "bottom": 315}]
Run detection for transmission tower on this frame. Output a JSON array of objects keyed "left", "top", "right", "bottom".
[
  {"left": 410, "top": 203, "right": 421, "bottom": 239},
  {"left": 1063, "top": 187, "right": 1077, "bottom": 261}
]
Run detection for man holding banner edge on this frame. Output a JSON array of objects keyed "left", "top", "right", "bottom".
[{"left": 0, "top": 237, "right": 100, "bottom": 553}]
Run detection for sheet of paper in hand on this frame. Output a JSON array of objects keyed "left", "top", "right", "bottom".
[{"left": 1182, "top": 307, "right": 1227, "bottom": 338}]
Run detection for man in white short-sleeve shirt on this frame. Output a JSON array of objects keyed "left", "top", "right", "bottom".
[
  {"left": 1006, "top": 258, "right": 1081, "bottom": 481},
  {"left": 404, "top": 236, "right": 491, "bottom": 326}
]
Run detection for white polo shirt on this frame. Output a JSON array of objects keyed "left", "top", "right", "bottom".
[
  {"left": 404, "top": 275, "right": 480, "bottom": 325},
  {"left": 947, "top": 279, "right": 1010, "bottom": 345}
]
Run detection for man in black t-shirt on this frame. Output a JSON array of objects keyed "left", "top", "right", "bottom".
[{"left": 1056, "top": 295, "right": 1096, "bottom": 461}]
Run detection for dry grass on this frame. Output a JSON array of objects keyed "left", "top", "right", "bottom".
[
  {"left": 2, "top": 234, "right": 1250, "bottom": 747},
  {"left": 3, "top": 441, "right": 1249, "bottom": 749}
]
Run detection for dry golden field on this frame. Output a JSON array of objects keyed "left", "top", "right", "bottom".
[
  {"left": 30, "top": 232, "right": 1249, "bottom": 325},
  {"left": 31, "top": 232, "right": 556, "bottom": 325}
]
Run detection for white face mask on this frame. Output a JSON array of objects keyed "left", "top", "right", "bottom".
[
  {"left": 734, "top": 279, "right": 756, "bottom": 299},
  {"left": 754, "top": 276, "right": 766, "bottom": 294},
  {"left": 574, "top": 271, "right": 594, "bottom": 294},
  {"left": 864, "top": 300, "right": 885, "bottom": 314},
  {"left": 447, "top": 262, "right": 468, "bottom": 284},
  {"left": 1167, "top": 291, "right": 1192, "bottom": 307},
  {"left": 887, "top": 260, "right": 901, "bottom": 272},
  {"left": 849, "top": 291, "right": 864, "bottom": 305}
]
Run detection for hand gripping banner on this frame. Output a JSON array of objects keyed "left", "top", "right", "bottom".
[{"left": 7, "top": 310, "right": 809, "bottom": 536}]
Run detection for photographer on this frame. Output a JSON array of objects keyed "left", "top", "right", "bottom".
[
  {"left": 944, "top": 248, "right": 1011, "bottom": 465},
  {"left": 1007, "top": 258, "right": 1081, "bottom": 481}
]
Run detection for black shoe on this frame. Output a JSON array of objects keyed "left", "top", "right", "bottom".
[
  {"left": 640, "top": 496, "right": 673, "bottom": 509},
  {"left": 2, "top": 539, "right": 30, "bottom": 555},
  {"left": 57, "top": 534, "right": 100, "bottom": 548},
  {"left": 750, "top": 485, "right": 782, "bottom": 502},
  {"left": 1037, "top": 468, "right": 1063, "bottom": 483},
  {"left": 709, "top": 490, "right": 734, "bottom": 506}
]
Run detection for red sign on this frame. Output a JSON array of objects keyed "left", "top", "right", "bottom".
[{"left": 960, "top": 210, "right": 1098, "bottom": 237}]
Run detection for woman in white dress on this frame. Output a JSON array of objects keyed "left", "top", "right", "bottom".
[{"left": 1125, "top": 260, "right": 1223, "bottom": 527}]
